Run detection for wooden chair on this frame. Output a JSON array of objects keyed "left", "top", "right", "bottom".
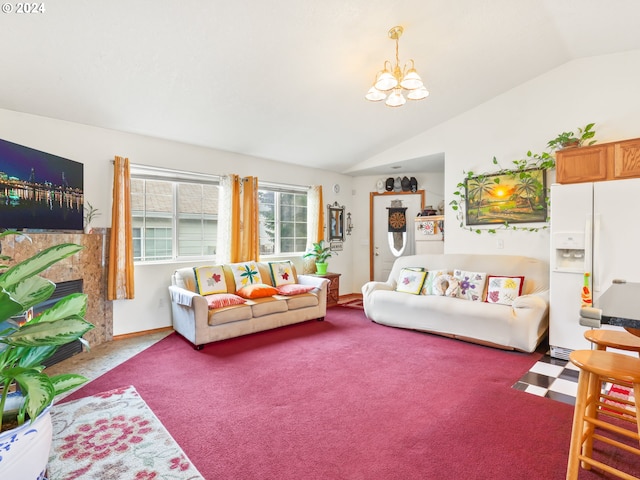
[{"left": 567, "top": 350, "right": 640, "bottom": 480}]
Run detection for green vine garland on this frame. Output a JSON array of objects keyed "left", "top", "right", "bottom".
[{"left": 449, "top": 124, "right": 595, "bottom": 234}]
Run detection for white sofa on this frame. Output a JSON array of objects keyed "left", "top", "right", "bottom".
[
  {"left": 169, "top": 262, "right": 329, "bottom": 349},
  {"left": 362, "top": 254, "right": 549, "bottom": 352}
]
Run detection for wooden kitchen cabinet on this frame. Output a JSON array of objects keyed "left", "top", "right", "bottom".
[
  {"left": 556, "top": 137, "right": 640, "bottom": 184},
  {"left": 614, "top": 138, "right": 640, "bottom": 179}
]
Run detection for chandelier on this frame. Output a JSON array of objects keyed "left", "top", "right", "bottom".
[{"left": 365, "top": 26, "right": 429, "bottom": 107}]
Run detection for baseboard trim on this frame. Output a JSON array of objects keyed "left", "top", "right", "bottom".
[{"left": 113, "top": 326, "right": 174, "bottom": 341}]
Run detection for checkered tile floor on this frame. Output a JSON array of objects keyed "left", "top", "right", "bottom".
[{"left": 512, "top": 354, "right": 580, "bottom": 405}]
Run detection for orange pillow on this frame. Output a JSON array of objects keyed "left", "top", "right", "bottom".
[{"left": 236, "top": 283, "right": 278, "bottom": 299}]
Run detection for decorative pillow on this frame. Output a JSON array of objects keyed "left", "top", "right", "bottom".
[
  {"left": 453, "top": 270, "right": 487, "bottom": 302},
  {"left": 230, "top": 262, "right": 263, "bottom": 291},
  {"left": 433, "top": 274, "right": 460, "bottom": 297},
  {"left": 269, "top": 261, "right": 296, "bottom": 287},
  {"left": 204, "top": 293, "right": 246, "bottom": 310},
  {"left": 485, "top": 276, "right": 525, "bottom": 306},
  {"left": 236, "top": 283, "right": 278, "bottom": 299},
  {"left": 276, "top": 284, "right": 315, "bottom": 296},
  {"left": 194, "top": 265, "right": 228, "bottom": 295},
  {"left": 396, "top": 268, "right": 427, "bottom": 295},
  {"left": 422, "top": 269, "right": 448, "bottom": 295}
]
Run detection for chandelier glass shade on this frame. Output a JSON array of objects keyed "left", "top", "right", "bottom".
[{"left": 365, "top": 26, "right": 429, "bottom": 107}]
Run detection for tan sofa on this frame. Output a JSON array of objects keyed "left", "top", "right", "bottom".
[
  {"left": 362, "top": 254, "right": 549, "bottom": 352},
  {"left": 169, "top": 262, "right": 329, "bottom": 349}
]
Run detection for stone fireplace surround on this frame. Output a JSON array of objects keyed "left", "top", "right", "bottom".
[{"left": 1, "top": 230, "right": 113, "bottom": 348}]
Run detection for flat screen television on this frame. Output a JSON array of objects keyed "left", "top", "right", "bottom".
[{"left": 0, "top": 138, "right": 84, "bottom": 231}]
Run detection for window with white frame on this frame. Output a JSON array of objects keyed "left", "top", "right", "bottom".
[
  {"left": 258, "top": 184, "right": 308, "bottom": 256},
  {"left": 130, "top": 165, "right": 219, "bottom": 262}
]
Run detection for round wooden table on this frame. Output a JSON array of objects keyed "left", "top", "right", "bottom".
[{"left": 626, "top": 327, "right": 640, "bottom": 337}]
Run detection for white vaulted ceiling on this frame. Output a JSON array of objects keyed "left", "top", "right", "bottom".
[{"left": 1, "top": 0, "right": 640, "bottom": 175}]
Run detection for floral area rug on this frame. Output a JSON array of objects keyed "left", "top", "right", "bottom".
[{"left": 47, "top": 385, "right": 204, "bottom": 480}]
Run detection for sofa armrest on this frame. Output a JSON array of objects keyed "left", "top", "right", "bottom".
[
  {"left": 512, "top": 290, "right": 549, "bottom": 311},
  {"left": 297, "top": 274, "right": 330, "bottom": 289},
  {"left": 169, "top": 285, "right": 198, "bottom": 307},
  {"left": 168, "top": 285, "right": 209, "bottom": 347},
  {"left": 362, "top": 281, "right": 393, "bottom": 298}
]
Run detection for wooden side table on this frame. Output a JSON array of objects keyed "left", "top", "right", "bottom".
[{"left": 311, "top": 272, "right": 341, "bottom": 307}]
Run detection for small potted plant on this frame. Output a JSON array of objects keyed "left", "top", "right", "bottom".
[
  {"left": 0, "top": 231, "right": 94, "bottom": 478},
  {"left": 83, "top": 201, "right": 101, "bottom": 234},
  {"left": 546, "top": 123, "right": 597, "bottom": 151},
  {"left": 303, "top": 240, "right": 333, "bottom": 275}
]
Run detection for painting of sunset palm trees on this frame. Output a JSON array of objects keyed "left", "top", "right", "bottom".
[{"left": 464, "top": 169, "right": 547, "bottom": 225}]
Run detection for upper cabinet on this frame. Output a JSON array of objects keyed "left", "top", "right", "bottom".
[
  {"left": 556, "top": 137, "right": 640, "bottom": 184},
  {"left": 614, "top": 138, "right": 640, "bottom": 179}
]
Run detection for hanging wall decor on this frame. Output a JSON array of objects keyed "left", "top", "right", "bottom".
[{"left": 464, "top": 168, "right": 547, "bottom": 226}]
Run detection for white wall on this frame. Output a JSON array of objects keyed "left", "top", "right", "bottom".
[
  {"left": 349, "top": 50, "right": 640, "bottom": 291},
  {"left": 0, "top": 109, "right": 354, "bottom": 335}
]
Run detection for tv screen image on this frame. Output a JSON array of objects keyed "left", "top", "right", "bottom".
[{"left": 0, "top": 138, "right": 84, "bottom": 231}]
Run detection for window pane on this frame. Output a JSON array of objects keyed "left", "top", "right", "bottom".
[
  {"left": 258, "top": 188, "right": 308, "bottom": 255},
  {"left": 176, "top": 183, "right": 218, "bottom": 257},
  {"left": 131, "top": 173, "right": 219, "bottom": 263},
  {"left": 145, "top": 180, "right": 173, "bottom": 213},
  {"left": 294, "top": 205, "right": 307, "bottom": 222}
]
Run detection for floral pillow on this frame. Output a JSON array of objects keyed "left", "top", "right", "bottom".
[
  {"left": 453, "top": 269, "right": 487, "bottom": 302},
  {"left": 269, "top": 261, "right": 296, "bottom": 287},
  {"left": 204, "top": 293, "right": 246, "bottom": 310},
  {"left": 485, "top": 276, "right": 525, "bottom": 306},
  {"left": 194, "top": 265, "right": 228, "bottom": 295},
  {"left": 396, "top": 268, "right": 427, "bottom": 295},
  {"left": 421, "top": 269, "right": 448, "bottom": 295},
  {"left": 229, "top": 262, "right": 263, "bottom": 291}
]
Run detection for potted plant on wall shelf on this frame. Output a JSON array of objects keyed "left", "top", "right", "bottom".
[
  {"left": 546, "top": 122, "right": 596, "bottom": 151},
  {"left": 303, "top": 240, "right": 333, "bottom": 275},
  {"left": 0, "top": 231, "right": 94, "bottom": 479}
]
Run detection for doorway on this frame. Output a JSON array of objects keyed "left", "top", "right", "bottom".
[{"left": 369, "top": 191, "right": 425, "bottom": 281}]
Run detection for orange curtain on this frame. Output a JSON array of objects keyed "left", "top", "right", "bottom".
[
  {"left": 228, "top": 175, "right": 242, "bottom": 262},
  {"left": 316, "top": 186, "right": 324, "bottom": 243},
  {"left": 240, "top": 176, "right": 260, "bottom": 262},
  {"left": 107, "top": 156, "right": 134, "bottom": 300},
  {"left": 303, "top": 185, "right": 324, "bottom": 274},
  {"left": 228, "top": 175, "right": 259, "bottom": 263}
]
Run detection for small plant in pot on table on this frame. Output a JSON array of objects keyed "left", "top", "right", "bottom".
[
  {"left": 304, "top": 240, "right": 333, "bottom": 275},
  {"left": 0, "top": 231, "right": 94, "bottom": 478}
]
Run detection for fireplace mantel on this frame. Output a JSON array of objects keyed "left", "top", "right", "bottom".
[{"left": 1, "top": 230, "right": 113, "bottom": 347}]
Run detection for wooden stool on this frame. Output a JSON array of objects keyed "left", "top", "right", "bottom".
[
  {"left": 585, "top": 329, "right": 640, "bottom": 355},
  {"left": 567, "top": 350, "right": 640, "bottom": 479}
]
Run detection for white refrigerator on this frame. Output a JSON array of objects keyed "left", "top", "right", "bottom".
[{"left": 549, "top": 178, "right": 640, "bottom": 359}]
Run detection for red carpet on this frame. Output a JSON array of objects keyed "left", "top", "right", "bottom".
[{"left": 63, "top": 307, "right": 636, "bottom": 479}]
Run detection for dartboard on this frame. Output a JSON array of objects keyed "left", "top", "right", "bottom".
[{"left": 389, "top": 212, "right": 405, "bottom": 229}]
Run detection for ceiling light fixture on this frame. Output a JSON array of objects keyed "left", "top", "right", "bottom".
[{"left": 365, "top": 26, "right": 429, "bottom": 107}]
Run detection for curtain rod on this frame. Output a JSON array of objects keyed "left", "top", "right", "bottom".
[{"left": 111, "top": 161, "right": 312, "bottom": 190}]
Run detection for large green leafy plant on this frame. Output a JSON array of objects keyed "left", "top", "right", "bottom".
[
  {"left": 0, "top": 231, "right": 94, "bottom": 432},
  {"left": 303, "top": 240, "right": 333, "bottom": 264}
]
